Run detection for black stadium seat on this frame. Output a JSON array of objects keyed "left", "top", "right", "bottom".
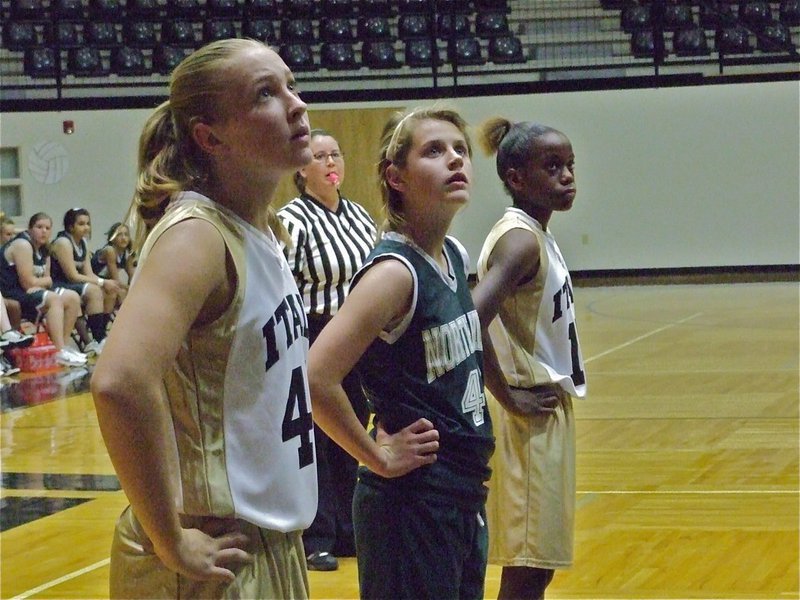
[
  {"left": 124, "top": 21, "right": 158, "bottom": 48},
  {"left": 245, "top": 0, "right": 278, "bottom": 18},
  {"left": 673, "top": 26, "right": 710, "bottom": 56},
  {"left": 153, "top": 45, "right": 189, "bottom": 74},
  {"left": 780, "top": 0, "right": 800, "bottom": 26},
  {"left": 11, "top": 0, "right": 46, "bottom": 20},
  {"left": 631, "top": 29, "right": 663, "bottom": 58},
  {"left": 716, "top": 26, "right": 753, "bottom": 54},
  {"left": 167, "top": 0, "right": 201, "bottom": 19},
  {"left": 621, "top": 5, "right": 651, "bottom": 33},
  {"left": 399, "top": 14, "right": 432, "bottom": 39},
  {"left": 127, "top": 0, "right": 160, "bottom": 17},
  {"left": 740, "top": 1, "right": 773, "bottom": 28},
  {"left": 438, "top": 14, "right": 472, "bottom": 40},
  {"left": 699, "top": 1, "right": 735, "bottom": 30},
  {"left": 358, "top": 16, "right": 394, "bottom": 41},
  {"left": 280, "top": 43, "right": 317, "bottom": 71},
  {"left": 24, "top": 46, "right": 58, "bottom": 77},
  {"left": 322, "top": 0, "right": 357, "bottom": 17},
  {"left": 208, "top": 0, "right": 242, "bottom": 17},
  {"left": 3, "top": 21, "right": 38, "bottom": 50},
  {"left": 89, "top": 0, "right": 123, "bottom": 21},
  {"left": 405, "top": 38, "right": 442, "bottom": 67},
  {"left": 448, "top": 36, "right": 485, "bottom": 65},
  {"left": 489, "top": 35, "right": 525, "bottom": 63},
  {"left": 757, "top": 21, "right": 792, "bottom": 51},
  {"left": 398, "top": 0, "right": 429, "bottom": 14},
  {"left": 321, "top": 18, "right": 354, "bottom": 43},
  {"left": 204, "top": 19, "right": 238, "bottom": 42},
  {"left": 663, "top": 4, "right": 694, "bottom": 31},
  {"left": 52, "top": 21, "right": 82, "bottom": 48},
  {"left": 53, "top": 0, "right": 85, "bottom": 19},
  {"left": 476, "top": 11, "right": 510, "bottom": 37},
  {"left": 281, "top": 19, "right": 315, "bottom": 43},
  {"left": 84, "top": 22, "right": 120, "bottom": 49},
  {"left": 67, "top": 46, "right": 107, "bottom": 76},
  {"left": 359, "top": 0, "right": 394, "bottom": 17},
  {"left": 362, "top": 40, "right": 401, "bottom": 68},
  {"left": 162, "top": 21, "right": 198, "bottom": 47},
  {"left": 321, "top": 42, "right": 357, "bottom": 69},
  {"left": 243, "top": 19, "right": 276, "bottom": 43},
  {"left": 284, "top": 0, "right": 316, "bottom": 19},
  {"left": 475, "top": 0, "right": 509, "bottom": 11},
  {"left": 111, "top": 46, "right": 149, "bottom": 75}
]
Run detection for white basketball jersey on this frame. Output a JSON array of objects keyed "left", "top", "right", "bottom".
[
  {"left": 136, "top": 192, "right": 318, "bottom": 531},
  {"left": 477, "top": 207, "right": 586, "bottom": 398}
]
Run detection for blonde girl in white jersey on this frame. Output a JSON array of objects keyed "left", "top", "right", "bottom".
[
  {"left": 472, "top": 118, "right": 587, "bottom": 600},
  {"left": 91, "top": 39, "right": 317, "bottom": 599},
  {"left": 92, "top": 40, "right": 316, "bottom": 598},
  {"left": 92, "top": 39, "right": 437, "bottom": 600}
]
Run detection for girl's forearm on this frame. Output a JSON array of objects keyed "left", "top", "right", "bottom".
[{"left": 311, "top": 382, "right": 386, "bottom": 474}]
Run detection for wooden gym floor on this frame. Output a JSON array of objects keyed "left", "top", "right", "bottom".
[{"left": 1, "top": 281, "right": 797, "bottom": 599}]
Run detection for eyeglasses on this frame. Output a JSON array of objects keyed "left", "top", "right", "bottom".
[{"left": 312, "top": 151, "right": 344, "bottom": 162}]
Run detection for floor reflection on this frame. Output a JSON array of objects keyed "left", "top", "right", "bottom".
[
  {"left": 0, "top": 365, "right": 93, "bottom": 413},
  {"left": 2, "top": 472, "right": 121, "bottom": 492},
  {"left": 0, "top": 365, "right": 117, "bottom": 531},
  {"left": 0, "top": 496, "right": 91, "bottom": 531}
]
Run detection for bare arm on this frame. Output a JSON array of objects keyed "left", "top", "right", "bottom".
[
  {"left": 51, "top": 238, "right": 96, "bottom": 284},
  {"left": 126, "top": 251, "right": 138, "bottom": 282},
  {"left": 102, "top": 247, "right": 127, "bottom": 289},
  {"left": 81, "top": 243, "right": 120, "bottom": 295},
  {"left": 91, "top": 219, "right": 250, "bottom": 581},
  {"left": 308, "top": 259, "right": 440, "bottom": 477},
  {"left": 472, "top": 229, "right": 558, "bottom": 416},
  {"left": 8, "top": 241, "right": 52, "bottom": 290}
]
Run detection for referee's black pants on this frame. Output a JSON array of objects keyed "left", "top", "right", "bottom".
[{"left": 303, "top": 313, "right": 370, "bottom": 558}]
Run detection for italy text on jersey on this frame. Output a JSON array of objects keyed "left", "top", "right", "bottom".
[
  {"left": 551, "top": 276, "right": 586, "bottom": 387},
  {"left": 263, "top": 292, "right": 308, "bottom": 371},
  {"left": 262, "top": 292, "right": 314, "bottom": 470}
]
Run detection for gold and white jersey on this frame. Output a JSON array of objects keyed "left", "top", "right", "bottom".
[
  {"left": 477, "top": 207, "right": 586, "bottom": 398},
  {"left": 136, "top": 192, "right": 317, "bottom": 532}
]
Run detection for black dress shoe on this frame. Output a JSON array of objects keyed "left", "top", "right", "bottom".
[{"left": 306, "top": 551, "right": 339, "bottom": 571}]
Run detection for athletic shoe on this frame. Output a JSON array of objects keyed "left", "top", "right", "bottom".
[
  {"left": 0, "top": 354, "right": 20, "bottom": 376},
  {"left": 83, "top": 338, "right": 107, "bottom": 357},
  {"left": 306, "top": 551, "right": 338, "bottom": 571},
  {"left": 65, "top": 348, "right": 88, "bottom": 363},
  {"left": 0, "top": 329, "right": 35, "bottom": 349},
  {"left": 56, "top": 349, "right": 87, "bottom": 367}
]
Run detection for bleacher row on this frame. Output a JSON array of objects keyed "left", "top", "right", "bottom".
[
  {"left": 1, "top": 0, "right": 798, "bottom": 86},
  {"left": 1, "top": 0, "right": 528, "bottom": 78},
  {"left": 610, "top": 0, "right": 800, "bottom": 58}
]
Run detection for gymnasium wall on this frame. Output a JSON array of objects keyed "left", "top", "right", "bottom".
[{"left": 2, "top": 79, "right": 797, "bottom": 272}]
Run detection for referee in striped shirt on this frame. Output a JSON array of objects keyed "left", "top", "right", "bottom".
[{"left": 278, "top": 129, "right": 377, "bottom": 572}]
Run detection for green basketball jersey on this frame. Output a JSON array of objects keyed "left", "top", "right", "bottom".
[{"left": 353, "top": 233, "right": 494, "bottom": 510}]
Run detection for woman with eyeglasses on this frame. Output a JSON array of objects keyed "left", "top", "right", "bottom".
[{"left": 278, "top": 128, "right": 377, "bottom": 572}]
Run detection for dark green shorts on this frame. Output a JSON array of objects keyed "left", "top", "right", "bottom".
[{"left": 353, "top": 482, "right": 488, "bottom": 600}]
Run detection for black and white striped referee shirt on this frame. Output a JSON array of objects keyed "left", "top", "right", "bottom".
[{"left": 278, "top": 193, "right": 377, "bottom": 317}]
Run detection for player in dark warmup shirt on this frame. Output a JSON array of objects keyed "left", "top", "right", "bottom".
[
  {"left": 50, "top": 207, "right": 121, "bottom": 355},
  {"left": 308, "top": 106, "right": 494, "bottom": 600}
]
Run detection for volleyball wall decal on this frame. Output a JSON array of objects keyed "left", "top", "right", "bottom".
[{"left": 28, "top": 141, "right": 69, "bottom": 185}]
